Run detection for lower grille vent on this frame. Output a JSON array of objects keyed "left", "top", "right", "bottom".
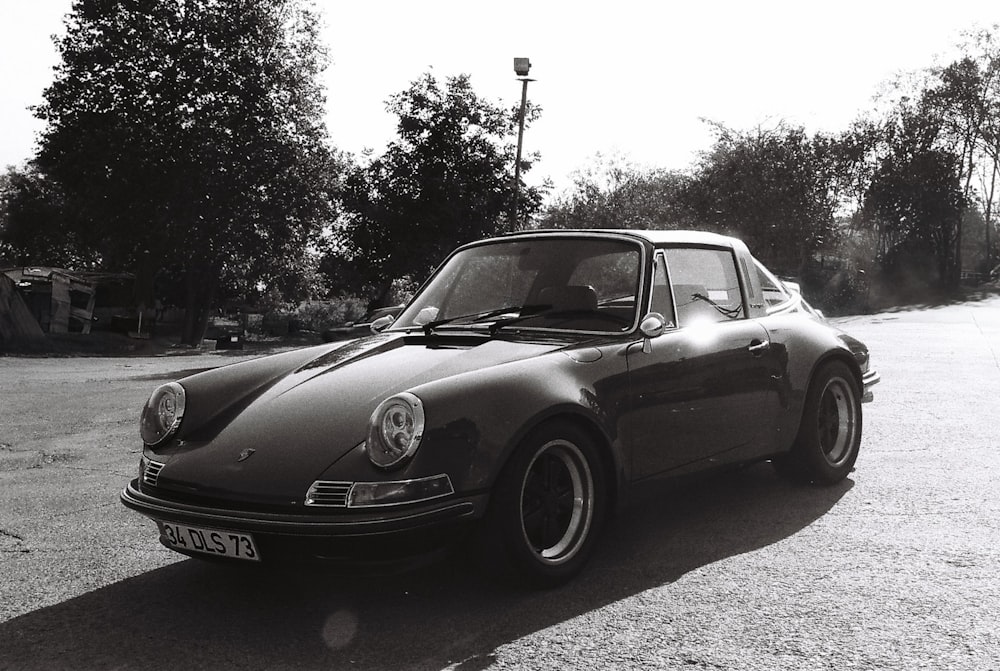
[
  {"left": 142, "top": 459, "right": 166, "bottom": 487},
  {"left": 305, "top": 481, "right": 352, "bottom": 507}
]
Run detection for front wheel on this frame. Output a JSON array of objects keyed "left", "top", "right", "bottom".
[
  {"left": 775, "top": 361, "right": 862, "bottom": 485},
  {"left": 489, "top": 421, "right": 606, "bottom": 587}
]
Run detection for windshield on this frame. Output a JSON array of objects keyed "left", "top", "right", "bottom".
[{"left": 392, "top": 237, "right": 643, "bottom": 334}]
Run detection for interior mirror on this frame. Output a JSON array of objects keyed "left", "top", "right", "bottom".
[{"left": 370, "top": 315, "right": 395, "bottom": 333}]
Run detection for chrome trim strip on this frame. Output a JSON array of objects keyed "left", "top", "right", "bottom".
[
  {"left": 861, "top": 369, "right": 880, "bottom": 403},
  {"left": 304, "top": 480, "right": 352, "bottom": 507},
  {"left": 121, "top": 481, "right": 477, "bottom": 534},
  {"left": 862, "top": 369, "right": 881, "bottom": 387},
  {"left": 304, "top": 474, "right": 456, "bottom": 509},
  {"left": 347, "top": 474, "right": 455, "bottom": 509}
]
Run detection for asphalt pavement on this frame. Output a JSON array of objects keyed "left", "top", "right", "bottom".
[{"left": 0, "top": 297, "right": 998, "bottom": 670}]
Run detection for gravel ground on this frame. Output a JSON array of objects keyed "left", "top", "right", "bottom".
[{"left": 0, "top": 298, "right": 998, "bottom": 670}]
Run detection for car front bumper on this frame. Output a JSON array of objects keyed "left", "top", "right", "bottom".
[
  {"left": 862, "top": 368, "right": 880, "bottom": 403},
  {"left": 121, "top": 479, "right": 487, "bottom": 563}
]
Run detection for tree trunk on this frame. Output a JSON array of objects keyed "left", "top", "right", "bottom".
[
  {"left": 986, "top": 160, "right": 997, "bottom": 268},
  {"left": 180, "top": 267, "right": 218, "bottom": 346},
  {"left": 367, "top": 278, "right": 394, "bottom": 313},
  {"left": 954, "top": 207, "right": 963, "bottom": 288}
]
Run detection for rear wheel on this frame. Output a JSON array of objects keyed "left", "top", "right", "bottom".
[
  {"left": 775, "top": 361, "right": 862, "bottom": 485},
  {"left": 489, "top": 421, "right": 606, "bottom": 587}
]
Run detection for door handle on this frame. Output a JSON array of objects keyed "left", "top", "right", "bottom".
[{"left": 747, "top": 339, "right": 770, "bottom": 356}]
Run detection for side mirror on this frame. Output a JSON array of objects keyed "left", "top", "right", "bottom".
[
  {"left": 412, "top": 306, "right": 440, "bottom": 326},
  {"left": 370, "top": 315, "right": 394, "bottom": 333},
  {"left": 639, "top": 312, "right": 666, "bottom": 353},
  {"left": 639, "top": 312, "right": 666, "bottom": 338}
]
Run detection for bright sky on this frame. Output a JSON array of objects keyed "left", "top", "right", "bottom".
[{"left": 2, "top": 1, "right": 999, "bottom": 196}]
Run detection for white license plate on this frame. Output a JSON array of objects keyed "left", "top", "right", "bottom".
[{"left": 157, "top": 521, "right": 260, "bottom": 561}]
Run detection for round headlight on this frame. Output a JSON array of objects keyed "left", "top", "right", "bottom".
[
  {"left": 366, "top": 392, "right": 425, "bottom": 469},
  {"left": 140, "top": 382, "right": 186, "bottom": 446}
]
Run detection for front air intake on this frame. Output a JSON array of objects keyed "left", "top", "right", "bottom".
[{"left": 304, "top": 481, "right": 352, "bottom": 507}]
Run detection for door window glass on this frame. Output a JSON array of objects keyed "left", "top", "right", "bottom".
[{"left": 665, "top": 247, "right": 744, "bottom": 324}]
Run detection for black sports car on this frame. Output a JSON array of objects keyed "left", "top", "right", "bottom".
[{"left": 122, "top": 230, "right": 879, "bottom": 585}]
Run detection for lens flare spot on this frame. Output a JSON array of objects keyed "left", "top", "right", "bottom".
[{"left": 321, "top": 609, "right": 359, "bottom": 650}]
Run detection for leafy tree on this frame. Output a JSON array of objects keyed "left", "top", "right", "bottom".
[
  {"left": 928, "top": 28, "right": 1000, "bottom": 269},
  {"left": 843, "top": 80, "right": 970, "bottom": 288},
  {"left": 865, "top": 26, "right": 1000, "bottom": 281},
  {"left": 336, "top": 72, "right": 544, "bottom": 306},
  {"left": 927, "top": 57, "right": 994, "bottom": 194},
  {"left": 540, "top": 152, "right": 694, "bottom": 230},
  {"left": 960, "top": 206, "right": 991, "bottom": 274},
  {"left": 0, "top": 165, "right": 95, "bottom": 269},
  {"left": 821, "top": 119, "right": 888, "bottom": 218},
  {"left": 33, "top": 0, "right": 337, "bottom": 344},
  {"left": 863, "top": 145, "right": 967, "bottom": 288},
  {"left": 683, "top": 122, "right": 838, "bottom": 275}
]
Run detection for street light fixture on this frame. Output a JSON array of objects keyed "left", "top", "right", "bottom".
[{"left": 512, "top": 57, "right": 534, "bottom": 229}]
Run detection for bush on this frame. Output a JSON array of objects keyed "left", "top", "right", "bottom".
[
  {"left": 284, "top": 297, "right": 369, "bottom": 333},
  {"left": 812, "top": 269, "right": 871, "bottom": 315}
]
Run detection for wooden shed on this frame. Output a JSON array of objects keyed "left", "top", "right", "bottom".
[
  {"left": 1, "top": 267, "right": 105, "bottom": 334},
  {"left": 0, "top": 272, "right": 45, "bottom": 344}
]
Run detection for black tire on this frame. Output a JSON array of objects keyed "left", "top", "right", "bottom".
[
  {"left": 775, "top": 360, "right": 862, "bottom": 485},
  {"left": 489, "top": 421, "right": 606, "bottom": 587}
]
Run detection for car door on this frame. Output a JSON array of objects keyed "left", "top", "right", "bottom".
[{"left": 626, "top": 247, "right": 781, "bottom": 479}]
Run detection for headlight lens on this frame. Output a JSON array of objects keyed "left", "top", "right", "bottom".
[
  {"left": 139, "top": 382, "right": 186, "bottom": 446},
  {"left": 366, "top": 392, "right": 425, "bottom": 469}
]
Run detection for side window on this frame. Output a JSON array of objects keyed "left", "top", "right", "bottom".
[
  {"left": 650, "top": 253, "right": 676, "bottom": 327},
  {"left": 753, "top": 259, "right": 791, "bottom": 308},
  {"left": 665, "top": 247, "right": 745, "bottom": 324}
]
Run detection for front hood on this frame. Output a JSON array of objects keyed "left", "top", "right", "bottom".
[{"left": 154, "top": 334, "right": 566, "bottom": 503}]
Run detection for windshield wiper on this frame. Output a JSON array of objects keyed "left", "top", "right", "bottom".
[
  {"left": 422, "top": 305, "right": 544, "bottom": 335},
  {"left": 488, "top": 307, "right": 633, "bottom": 334}
]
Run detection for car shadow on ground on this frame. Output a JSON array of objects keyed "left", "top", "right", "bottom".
[{"left": 0, "top": 464, "right": 852, "bottom": 671}]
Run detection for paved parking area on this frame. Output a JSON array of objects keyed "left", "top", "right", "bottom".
[{"left": 1, "top": 298, "right": 998, "bottom": 670}]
